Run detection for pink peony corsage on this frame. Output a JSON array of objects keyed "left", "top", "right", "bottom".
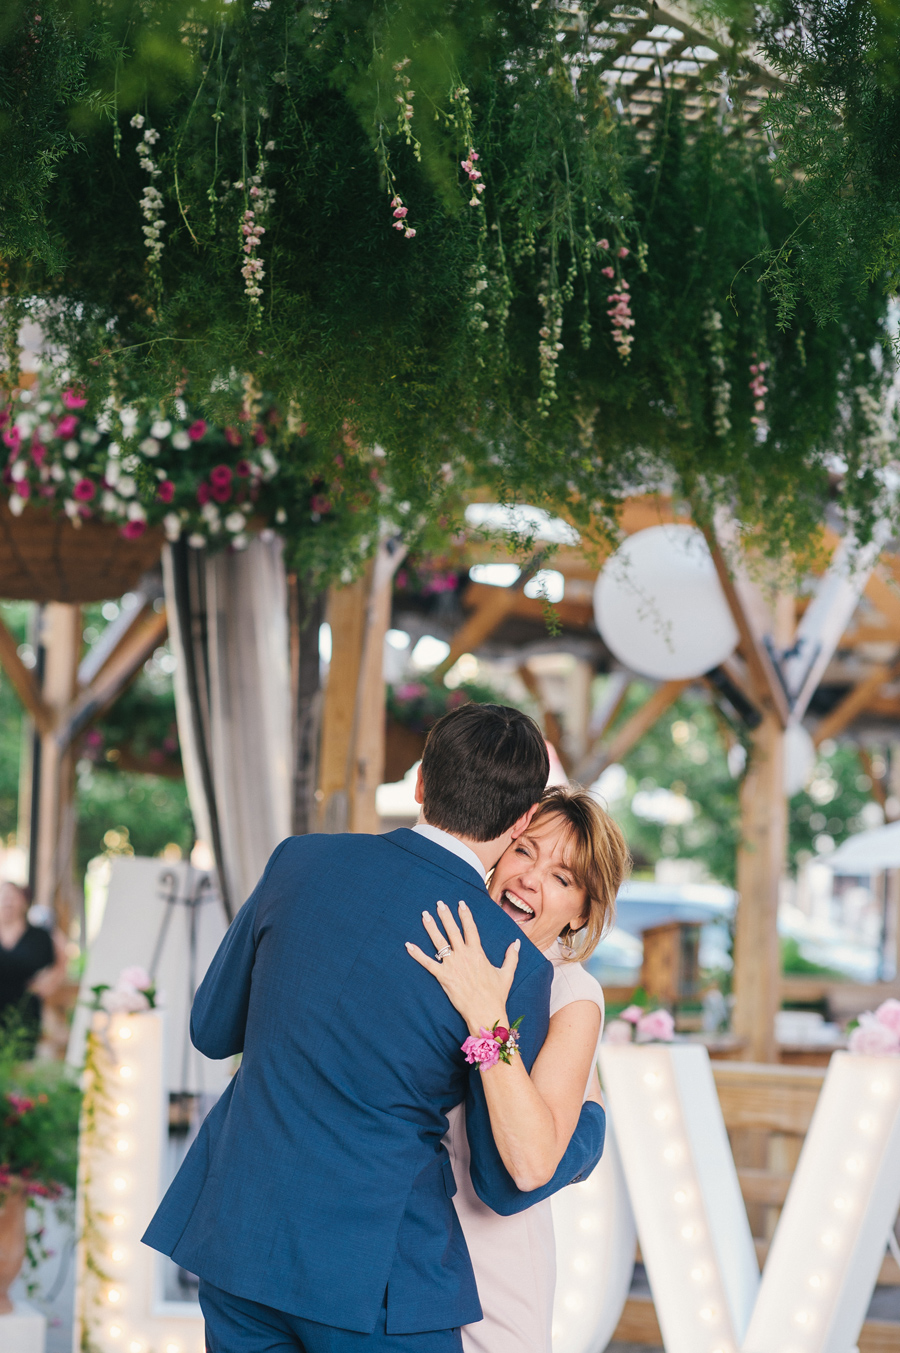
[
  {"left": 848, "top": 1002, "right": 900, "bottom": 1056},
  {"left": 462, "top": 1018, "right": 522, "bottom": 1071}
]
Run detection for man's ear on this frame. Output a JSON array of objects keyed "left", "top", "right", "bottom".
[
  {"left": 414, "top": 763, "right": 425, "bottom": 807},
  {"left": 509, "top": 801, "right": 540, "bottom": 840}
]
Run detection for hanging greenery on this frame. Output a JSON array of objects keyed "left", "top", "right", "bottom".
[{"left": 0, "top": 0, "right": 895, "bottom": 578}]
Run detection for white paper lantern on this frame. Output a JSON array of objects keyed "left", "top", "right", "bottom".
[
  {"left": 784, "top": 723, "right": 816, "bottom": 798},
  {"left": 594, "top": 526, "right": 739, "bottom": 680}
]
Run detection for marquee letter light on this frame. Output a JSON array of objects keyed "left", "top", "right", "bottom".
[
  {"left": 598, "top": 1043, "right": 760, "bottom": 1353},
  {"left": 75, "top": 1010, "right": 205, "bottom": 1353},
  {"left": 742, "top": 1051, "right": 900, "bottom": 1353},
  {"left": 551, "top": 1120, "right": 637, "bottom": 1353}
]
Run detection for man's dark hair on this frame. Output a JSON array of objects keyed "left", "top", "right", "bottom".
[{"left": 420, "top": 703, "right": 549, "bottom": 841}]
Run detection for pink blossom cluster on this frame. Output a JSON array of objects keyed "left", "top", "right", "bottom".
[
  {"left": 102, "top": 964, "right": 156, "bottom": 1015},
  {"left": 393, "top": 58, "right": 414, "bottom": 123},
  {"left": 603, "top": 1004, "right": 675, "bottom": 1044},
  {"left": 606, "top": 280, "right": 634, "bottom": 361},
  {"left": 848, "top": 998, "right": 900, "bottom": 1056},
  {"left": 241, "top": 209, "right": 266, "bottom": 302},
  {"left": 749, "top": 354, "right": 769, "bottom": 426},
  {"left": 391, "top": 195, "right": 416, "bottom": 240},
  {"left": 461, "top": 149, "right": 485, "bottom": 207},
  {"left": 0, "top": 1165, "right": 62, "bottom": 1201},
  {"left": 130, "top": 116, "right": 165, "bottom": 267},
  {"left": 462, "top": 1029, "right": 503, "bottom": 1070}
]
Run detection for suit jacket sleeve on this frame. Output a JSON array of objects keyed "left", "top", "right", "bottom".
[
  {"left": 190, "top": 839, "right": 290, "bottom": 1060},
  {"left": 464, "top": 957, "right": 607, "bottom": 1216}
]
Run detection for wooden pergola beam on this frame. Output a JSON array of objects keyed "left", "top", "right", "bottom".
[
  {"left": 813, "top": 663, "right": 895, "bottom": 746},
  {"left": 704, "top": 530, "right": 790, "bottom": 726},
  {"left": 579, "top": 679, "right": 690, "bottom": 785},
  {"left": 0, "top": 613, "right": 54, "bottom": 735},
  {"left": 516, "top": 663, "right": 570, "bottom": 771},
  {"left": 57, "top": 607, "right": 169, "bottom": 750}
]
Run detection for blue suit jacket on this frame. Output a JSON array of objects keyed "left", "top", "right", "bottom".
[{"left": 142, "top": 830, "right": 605, "bottom": 1335}]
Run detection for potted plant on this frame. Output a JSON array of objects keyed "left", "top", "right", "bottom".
[{"left": 0, "top": 1021, "right": 81, "bottom": 1313}]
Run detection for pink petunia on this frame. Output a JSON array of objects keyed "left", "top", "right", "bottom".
[
  {"left": 188, "top": 419, "right": 207, "bottom": 441},
  {"left": 157, "top": 480, "right": 175, "bottom": 503},
  {"left": 14, "top": 480, "right": 31, "bottom": 499},
  {"left": 30, "top": 438, "right": 46, "bottom": 466},
  {"left": 55, "top": 414, "right": 78, "bottom": 439},
  {"left": 3, "top": 427, "right": 21, "bottom": 454},
  {"left": 252, "top": 426, "right": 267, "bottom": 446},
  {"left": 73, "top": 478, "right": 96, "bottom": 502},
  {"left": 121, "top": 520, "right": 146, "bottom": 540},
  {"left": 235, "top": 459, "right": 252, "bottom": 478},
  {"left": 211, "top": 483, "right": 232, "bottom": 504},
  {"left": 61, "top": 386, "right": 87, "bottom": 410},
  {"left": 209, "top": 464, "right": 233, "bottom": 488},
  {"left": 196, "top": 482, "right": 211, "bottom": 505}
]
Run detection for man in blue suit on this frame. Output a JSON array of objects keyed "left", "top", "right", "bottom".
[{"left": 143, "top": 703, "right": 606, "bottom": 1351}]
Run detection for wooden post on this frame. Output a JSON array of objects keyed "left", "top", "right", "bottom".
[
  {"left": 288, "top": 576, "right": 325, "bottom": 836},
  {"left": 33, "top": 603, "right": 80, "bottom": 928},
  {"left": 317, "top": 572, "right": 369, "bottom": 833},
  {"left": 732, "top": 712, "right": 787, "bottom": 1063}
]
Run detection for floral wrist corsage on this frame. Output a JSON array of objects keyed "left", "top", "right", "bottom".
[{"left": 462, "top": 1018, "right": 523, "bottom": 1071}]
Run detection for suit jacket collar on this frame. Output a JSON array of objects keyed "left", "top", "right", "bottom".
[{"left": 384, "top": 828, "right": 491, "bottom": 896}]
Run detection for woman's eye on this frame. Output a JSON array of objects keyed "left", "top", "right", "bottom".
[
  {"left": 515, "top": 846, "right": 529, "bottom": 856},
  {"left": 555, "top": 875, "right": 570, "bottom": 887}
]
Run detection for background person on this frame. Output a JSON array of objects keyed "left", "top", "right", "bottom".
[{"left": 0, "top": 881, "right": 68, "bottom": 1056}]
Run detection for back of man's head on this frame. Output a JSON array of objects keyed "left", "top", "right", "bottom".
[{"left": 420, "top": 703, "right": 550, "bottom": 842}]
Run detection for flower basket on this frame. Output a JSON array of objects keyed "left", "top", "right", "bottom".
[{"left": 0, "top": 501, "right": 164, "bottom": 603}]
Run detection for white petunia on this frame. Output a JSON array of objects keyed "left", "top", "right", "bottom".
[
  {"left": 163, "top": 513, "right": 182, "bottom": 541},
  {"left": 116, "top": 476, "right": 136, "bottom": 498},
  {"left": 105, "top": 460, "right": 121, "bottom": 486},
  {"left": 188, "top": 533, "right": 206, "bottom": 549},
  {"left": 101, "top": 491, "right": 121, "bottom": 514},
  {"left": 63, "top": 441, "right": 80, "bottom": 459},
  {"left": 139, "top": 437, "right": 160, "bottom": 457},
  {"left": 49, "top": 464, "right": 65, "bottom": 482},
  {"left": 10, "top": 461, "right": 27, "bottom": 482},
  {"left": 151, "top": 419, "right": 172, "bottom": 439},
  {"left": 224, "top": 512, "right": 246, "bottom": 533},
  {"left": 8, "top": 495, "right": 25, "bottom": 517},
  {"left": 127, "top": 501, "right": 147, "bottom": 522},
  {"left": 171, "top": 430, "right": 190, "bottom": 450}
]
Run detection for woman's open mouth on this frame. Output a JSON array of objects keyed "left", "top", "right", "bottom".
[{"left": 500, "top": 889, "right": 536, "bottom": 923}]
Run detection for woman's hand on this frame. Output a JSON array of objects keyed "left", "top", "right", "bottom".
[{"left": 406, "top": 900, "right": 520, "bottom": 1036}]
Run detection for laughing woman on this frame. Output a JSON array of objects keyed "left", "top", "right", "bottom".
[{"left": 407, "top": 785, "right": 629, "bottom": 1353}]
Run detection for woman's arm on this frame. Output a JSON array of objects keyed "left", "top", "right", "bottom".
[
  {"left": 407, "top": 900, "right": 601, "bottom": 1192},
  {"left": 28, "top": 930, "right": 68, "bottom": 1001}
]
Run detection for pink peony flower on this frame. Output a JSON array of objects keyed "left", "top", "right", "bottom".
[
  {"left": 875, "top": 998, "right": 900, "bottom": 1034},
  {"left": 73, "top": 478, "right": 96, "bottom": 502},
  {"left": 188, "top": 419, "right": 207, "bottom": 441},
  {"left": 55, "top": 414, "right": 78, "bottom": 439},
  {"left": 119, "top": 965, "right": 153, "bottom": 991},
  {"left": 603, "top": 1019, "right": 633, "bottom": 1044},
  {"left": 636, "top": 1009, "right": 675, "bottom": 1042},
  {"left": 121, "top": 520, "right": 146, "bottom": 539},
  {"left": 620, "top": 1004, "right": 643, "bottom": 1025},
  {"left": 849, "top": 1013, "right": 900, "bottom": 1056},
  {"left": 157, "top": 480, "right": 175, "bottom": 503},
  {"left": 61, "top": 386, "right": 87, "bottom": 410},
  {"left": 103, "top": 987, "right": 150, "bottom": 1014},
  {"left": 462, "top": 1030, "right": 502, "bottom": 1071},
  {"left": 210, "top": 464, "right": 233, "bottom": 488}
]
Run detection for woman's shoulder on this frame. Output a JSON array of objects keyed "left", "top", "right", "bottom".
[{"left": 547, "top": 943, "right": 604, "bottom": 1018}]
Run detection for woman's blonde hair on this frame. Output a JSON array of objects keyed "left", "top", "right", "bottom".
[{"left": 530, "top": 785, "right": 631, "bottom": 961}]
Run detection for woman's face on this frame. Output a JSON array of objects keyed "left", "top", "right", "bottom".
[
  {"left": 0, "top": 883, "right": 27, "bottom": 925},
  {"left": 489, "top": 813, "right": 588, "bottom": 953}
]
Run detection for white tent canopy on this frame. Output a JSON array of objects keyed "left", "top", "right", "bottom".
[{"left": 825, "top": 821, "right": 900, "bottom": 874}]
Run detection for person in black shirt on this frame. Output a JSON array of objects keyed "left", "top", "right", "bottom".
[{"left": 0, "top": 882, "right": 66, "bottom": 1057}]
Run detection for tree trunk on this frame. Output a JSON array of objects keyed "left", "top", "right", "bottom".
[{"left": 289, "top": 575, "right": 325, "bottom": 836}]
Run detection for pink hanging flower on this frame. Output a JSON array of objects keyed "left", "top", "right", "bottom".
[
  {"left": 61, "top": 386, "right": 87, "bottom": 410},
  {"left": 55, "top": 414, "right": 78, "bottom": 439},
  {"left": 121, "top": 520, "right": 147, "bottom": 539},
  {"left": 196, "top": 482, "right": 211, "bottom": 505},
  {"left": 2, "top": 427, "right": 20, "bottom": 454},
  {"left": 235, "top": 459, "right": 252, "bottom": 477},
  {"left": 597, "top": 238, "right": 610, "bottom": 250},
  {"left": 618, "top": 246, "right": 629, "bottom": 258},
  {"left": 225, "top": 426, "right": 242, "bottom": 447},
  {"left": 211, "top": 482, "right": 232, "bottom": 504},
  {"left": 310, "top": 494, "right": 332, "bottom": 514},
  {"left": 210, "top": 464, "right": 233, "bottom": 489},
  {"left": 188, "top": 419, "right": 207, "bottom": 441},
  {"left": 73, "top": 478, "right": 96, "bottom": 502},
  {"left": 157, "top": 480, "right": 175, "bottom": 503},
  {"left": 601, "top": 266, "right": 615, "bottom": 279},
  {"left": 14, "top": 480, "right": 31, "bottom": 499},
  {"left": 252, "top": 427, "right": 267, "bottom": 446},
  {"left": 30, "top": 438, "right": 46, "bottom": 466}
]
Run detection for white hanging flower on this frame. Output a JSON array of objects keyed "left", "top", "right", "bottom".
[
  {"left": 150, "top": 419, "right": 172, "bottom": 438},
  {"left": 127, "top": 501, "right": 147, "bottom": 522},
  {"left": 63, "top": 499, "right": 80, "bottom": 519},
  {"left": 224, "top": 511, "right": 247, "bottom": 533},
  {"left": 188, "top": 533, "right": 206, "bottom": 549},
  {"left": 163, "top": 513, "right": 182, "bottom": 541},
  {"left": 117, "top": 476, "right": 136, "bottom": 498},
  {"left": 171, "top": 430, "right": 191, "bottom": 450},
  {"left": 139, "top": 437, "right": 161, "bottom": 457},
  {"left": 49, "top": 464, "right": 65, "bottom": 482},
  {"left": 105, "top": 460, "right": 121, "bottom": 486},
  {"left": 232, "top": 534, "right": 249, "bottom": 550},
  {"left": 10, "top": 461, "right": 27, "bottom": 483},
  {"left": 63, "top": 441, "right": 80, "bottom": 460},
  {"left": 8, "top": 495, "right": 25, "bottom": 517},
  {"left": 101, "top": 491, "right": 121, "bottom": 514}
]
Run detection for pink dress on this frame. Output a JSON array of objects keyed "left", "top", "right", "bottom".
[{"left": 444, "top": 942, "right": 605, "bottom": 1353}]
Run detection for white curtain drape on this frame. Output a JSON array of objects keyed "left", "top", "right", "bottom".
[{"left": 163, "top": 535, "right": 291, "bottom": 915}]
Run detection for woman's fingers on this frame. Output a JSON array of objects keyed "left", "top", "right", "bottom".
[
  {"left": 421, "top": 909, "right": 449, "bottom": 951},
  {"left": 405, "top": 942, "right": 446, "bottom": 978},
  {"left": 456, "top": 900, "right": 484, "bottom": 950},
  {"left": 435, "top": 899, "right": 465, "bottom": 948}
]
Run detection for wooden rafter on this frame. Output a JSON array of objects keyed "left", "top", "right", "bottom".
[
  {"left": 516, "top": 663, "right": 570, "bottom": 771},
  {"left": 704, "top": 530, "right": 790, "bottom": 726},
  {"left": 0, "top": 614, "right": 53, "bottom": 735},
  {"left": 579, "top": 679, "right": 689, "bottom": 784},
  {"left": 57, "top": 607, "right": 169, "bottom": 750},
  {"left": 813, "top": 662, "right": 898, "bottom": 747}
]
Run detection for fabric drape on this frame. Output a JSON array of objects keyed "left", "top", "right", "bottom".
[{"left": 163, "top": 535, "right": 291, "bottom": 917}]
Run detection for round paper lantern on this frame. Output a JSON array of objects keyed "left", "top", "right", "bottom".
[
  {"left": 594, "top": 525, "right": 738, "bottom": 680},
  {"left": 784, "top": 723, "right": 816, "bottom": 798}
]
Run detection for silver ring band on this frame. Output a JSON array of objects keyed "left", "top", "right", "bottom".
[{"left": 435, "top": 945, "right": 452, "bottom": 961}]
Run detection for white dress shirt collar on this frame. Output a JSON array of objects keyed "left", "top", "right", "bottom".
[{"left": 412, "top": 823, "right": 487, "bottom": 881}]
